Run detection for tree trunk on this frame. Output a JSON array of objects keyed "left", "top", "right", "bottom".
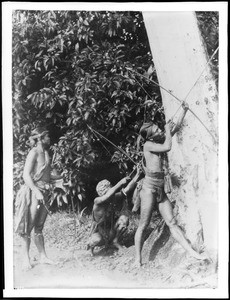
[{"left": 143, "top": 12, "right": 218, "bottom": 258}]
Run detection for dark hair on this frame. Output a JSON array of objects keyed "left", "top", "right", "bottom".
[
  {"left": 138, "top": 122, "right": 165, "bottom": 146},
  {"left": 27, "top": 127, "right": 49, "bottom": 147},
  {"left": 139, "top": 122, "right": 154, "bottom": 140},
  {"left": 31, "top": 127, "right": 48, "bottom": 136}
]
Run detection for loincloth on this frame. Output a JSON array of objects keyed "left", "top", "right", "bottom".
[
  {"left": 142, "top": 171, "right": 165, "bottom": 203},
  {"left": 14, "top": 181, "right": 51, "bottom": 236}
]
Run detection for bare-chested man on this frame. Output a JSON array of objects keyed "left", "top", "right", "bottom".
[
  {"left": 87, "top": 167, "right": 142, "bottom": 256},
  {"left": 15, "top": 127, "right": 62, "bottom": 270},
  {"left": 134, "top": 102, "right": 208, "bottom": 267}
]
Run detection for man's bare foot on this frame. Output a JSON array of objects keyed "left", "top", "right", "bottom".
[
  {"left": 133, "top": 260, "right": 142, "bottom": 268},
  {"left": 113, "top": 242, "right": 125, "bottom": 252},
  {"left": 86, "top": 244, "right": 95, "bottom": 256},
  {"left": 21, "top": 260, "right": 33, "bottom": 271},
  {"left": 90, "top": 247, "right": 95, "bottom": 257},
  {"left": 189, "top": 250, "right": 210, "bottom": 261},
  {"left": 39, "top": 256, "right": 57, "bottom": 265}
]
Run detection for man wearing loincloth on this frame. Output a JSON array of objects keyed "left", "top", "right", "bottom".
[
  {"left": 14, "top": 127, "right": 63, "bottom": 270},
  {"left": 87, "top": 167, "right": 142, "bottom": 256},
  {"left": 134, "top": 101, "right": 208, "bottom": 267}
]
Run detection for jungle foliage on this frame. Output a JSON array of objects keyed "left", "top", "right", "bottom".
[
  {"left": 196, "top": 11, "right": 219, "bottom": 87},
  {"left": 12, "top": 11, "right": 218, "bottom": 212}
]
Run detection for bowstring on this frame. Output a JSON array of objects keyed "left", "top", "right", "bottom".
[
  {"left": 127, "top": 68, "right": 182, "bottom": 104},
  {"left": 90, "top": 126, "right": 124, "bottom": 172},
  {"left": 184, "top": 46, "right": 219, "bottom": 102},
  {"left": 88, "top": 125, "right": 138, "bottom": 177},
  {"left": 87, "top": 125, "right": 137, "bottom": 165},
  {"left": 170, "top": 46, "right": 219, "bottom": 121},
  {"left": 126, "top": 45, "right": 218, "bottom": 144}
]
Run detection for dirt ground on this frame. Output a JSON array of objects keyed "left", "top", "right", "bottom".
[{"left": 13, "top": 211, "right": 218, "bottom": 289}]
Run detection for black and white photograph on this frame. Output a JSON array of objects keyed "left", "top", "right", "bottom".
[{"left": 2, "top": 2, "right": 228, "bottom": 298}]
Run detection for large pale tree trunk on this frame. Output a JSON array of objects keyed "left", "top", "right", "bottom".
[{"left": 143, "top": 12, "right": 218, "bottom": 258}]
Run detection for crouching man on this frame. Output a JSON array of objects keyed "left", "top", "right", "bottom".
[{"left": 87, "top": 167, "right": 142, "bottom": 256}]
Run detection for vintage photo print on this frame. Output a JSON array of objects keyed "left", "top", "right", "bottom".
[{"left": 2, "top": 2, "right": 228, "bottom": 299}]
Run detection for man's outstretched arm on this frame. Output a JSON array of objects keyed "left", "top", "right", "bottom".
[
  {"left": 122, "top": 166, "right": 143, "bottom": 196},
  {"left": 94, "top": 176, "right": 130, "bottom": 205},
  {"left": 170, "top": 101, "right": 189, "bottom": 136}
]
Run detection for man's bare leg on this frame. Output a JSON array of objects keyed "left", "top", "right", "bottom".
[
  {"left": 112, "top": 234, "right": 124, "bottom": 251},
  {"left": 34, "top": 204, "right": 56, "bottom": 265},
  {"left": 113, "top": 242, "right": 123, "bottom": 251},
  {"left": 20, "top": 194, "right": 38, "bottom": 270},
  {"left": 169, "top": 225, "right": 209, "bottom": 260},
  {"left": 90, "top": 246, "right": 95, "bottom": 256},
  {"left": 134, "top": 190, "right": 155, "bottom": 267},
  {"left": 34, "top": 233, "right": 56, "bottom": 264},
  {"left": 21, "top": 234, "right": 32, "bottom": 270},
  {"left": 112, "top": 217, "right": 128, "bottom": 251},
  {"left": 87, "top": 232, "right": 103, "bottom": 256},
  {"left": 159, "top": 199, "right": 209, "bottom": 260}
]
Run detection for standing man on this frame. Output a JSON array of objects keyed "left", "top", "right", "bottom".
[
  {"left": 87, "top": 167, "right": 142, "bottom": 256},
  {"left": 134, "top": 102, "right": 208, "bottom": 267},
  {"left": 15, "top": 127, "right": 62, "bottom": 270}
]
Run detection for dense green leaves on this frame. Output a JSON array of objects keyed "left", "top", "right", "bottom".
[{"left": 196, "top": 12, "right": 219, "bottom": 88}]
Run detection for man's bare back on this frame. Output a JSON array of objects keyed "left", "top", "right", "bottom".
[{"left": 92, "top": 191, "right": 126, "bottom": 236}]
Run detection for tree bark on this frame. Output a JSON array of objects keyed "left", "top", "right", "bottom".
[{"left": 143, "top": 12, "right": 218, "bottom": 258}]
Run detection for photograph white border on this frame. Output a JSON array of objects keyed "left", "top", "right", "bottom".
[{"left": 2, "top": 2, "right": 228, "bottom": 298}]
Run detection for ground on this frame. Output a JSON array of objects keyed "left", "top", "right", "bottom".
[{"left": 13, "top": 211, "right": 218, "bottom": 289}]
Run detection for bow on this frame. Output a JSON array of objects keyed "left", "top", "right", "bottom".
[{"left": 126, "top": 46, "right": 219, "bottom": 145}]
